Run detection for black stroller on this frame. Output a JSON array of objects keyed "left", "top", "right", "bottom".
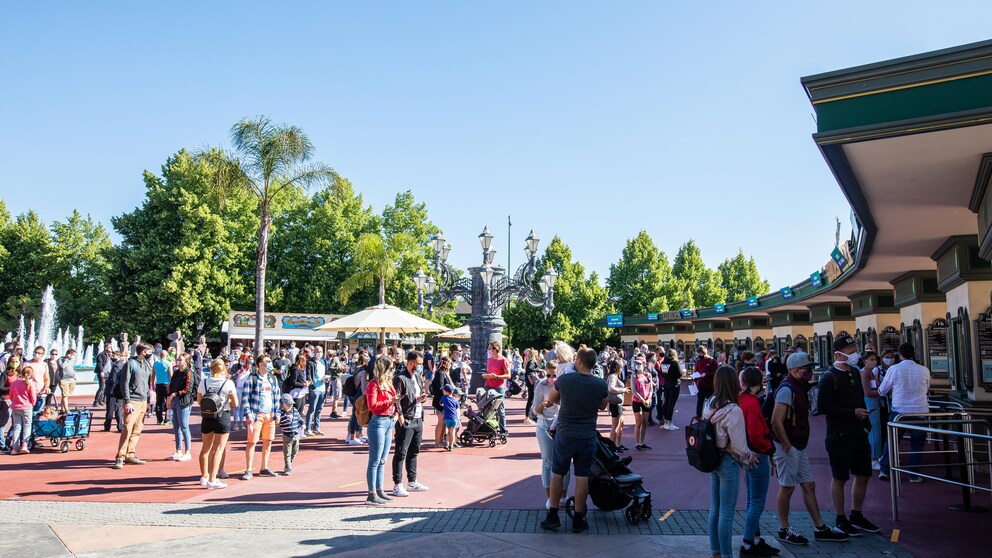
[
  {"left": 458, "top": 388, "right": 508, "bottom": 447},
  {"left": 564, "top": 434, "right": 652, "bottom": 524}
]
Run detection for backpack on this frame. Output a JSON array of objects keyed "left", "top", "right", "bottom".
[
  {"left": 200, "top": 379, "right": 229, "bottom": 418},
  {"left": 760, "top": 386, "right": 777, "bottom": 427},
  {"left": 354, "top": 394, "right": 371, "bottom": 426},
  {"left": 685, "top": 414, "right": 724, "bottom": 473},
  {"left": 342, "top": 374, "right": 358, "bottom": 398},
  {"left": 111, "top": 360, "right": 132, "bottom": 400},
  {"left": 808, "top": 373, "right": 825, "bottom": 416}
]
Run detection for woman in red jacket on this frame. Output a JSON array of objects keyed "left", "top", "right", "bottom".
[
  {"left": 739, "top": 367, "right": 780, "bottom": 557},
  {"left": 365, "top": 358, "right": 401, "bottom": 506}
]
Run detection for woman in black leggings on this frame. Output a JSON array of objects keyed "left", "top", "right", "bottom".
[
  {"left": 660, "top": 348, "right": 682, "bottom": 431},
  {"left": 523, "top": 349, "right": 541, "bottom": 422}
]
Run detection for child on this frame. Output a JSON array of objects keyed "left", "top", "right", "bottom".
[
  {"left": 8, "top": 368, "right": 37, "bottom": 454},
  {"left": 441, "top": 384, "right": 460, "bottom": 451},
  {"left": 278, "top": 394, "right": 303, "bottom": 475},
  {"left": 39, "top": 405, "right": 58, "bottom": 421}
]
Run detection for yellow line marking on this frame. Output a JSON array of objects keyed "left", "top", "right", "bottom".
[
  {"left": 891, "top": 529, "right": 900, "bottom": 543},
  {"left": 338, "top": 481, "right": 364, "bottom": 488},
  {"left": 480, "top": 495, "right": 502, "bottom": 504},
  {"left": 659, "top": 509, "right": 675, "bottom": 521}
]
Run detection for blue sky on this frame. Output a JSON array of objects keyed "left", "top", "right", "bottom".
[{"left": 2, "top": 2, "right": 991, "bottom": 299}]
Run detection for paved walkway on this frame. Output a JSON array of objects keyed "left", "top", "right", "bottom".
[{"left": 1, "top": 500, "right": 909, "bottom": 557}]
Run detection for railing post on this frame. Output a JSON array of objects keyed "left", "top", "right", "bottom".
[{"left": 890, "top": 421, "right": 899, "bottom": 521}]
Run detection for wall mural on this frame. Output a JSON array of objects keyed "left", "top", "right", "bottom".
[
  {"left": 282, "top": 316, "right": 327, "bottom": 330},
  {"left": 232, "top": 314, "right": 277, "bottom": 328}
]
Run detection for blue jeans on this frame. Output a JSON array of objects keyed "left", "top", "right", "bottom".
[
  {"left": 865, "top": 397, "right": 882, "bottom": 460},
  {"left": 171, "top": 401, "right": 192, "bottom": 452},
  {"left": 536, "top": 418, "right": 571, "bottom": 490},
  {"left": 880, "top": 411, "right": 927, "bottom": 477},
  {"left": 493, "top": 387, "right": 506, "bottom": 431},
  {"left": 743, "top": 453, "right": 770, "bottom": 543},
  {"left": 366, "top": 415, "right": 395, "bottom": 491},
  {"left": 709, "top": 457, "right": 741, "bottom": 557},
  {"left": 306, "top": 389, "right": 326, "bottom": 431},
  {"left": 10, "top": 409, "right": 32, "bottom": 452}
]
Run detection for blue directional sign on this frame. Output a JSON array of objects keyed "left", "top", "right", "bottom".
[
  {"left": 679, "top": 309, "right": 695, "bottom": 319},
  {"left": 831, "top": 247, "right": 849, "bottom": 269},
  {"left": 606, "top": 314, "right": 624, "bottom": 328},
  {"left": 747, "top": 296, "right": 759, "bottom": 308},
  {"left": 810, "top": 271, "right": 823, "bottom": 288},
  {"left": 714, "top": 303, "right": 726, "bottom": 314},
  {"left": 781, "top": 287, "right": 794, "bottom": 300},
  {"left": 647, "top": 313, "right": 659, "bottom": 321}
]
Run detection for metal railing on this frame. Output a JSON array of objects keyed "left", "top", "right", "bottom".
[{"left": 888, "top": 413, "right": 992, "bottom": 520}]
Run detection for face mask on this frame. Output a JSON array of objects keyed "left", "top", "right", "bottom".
[
  {"left": 650, "top": 358, "right": 657, "bottom": 363},
  {"left": 634, "top": 364, "right": 643, "bottom": 371},
  {"left": 882, "top": 357, "right": 893, "bottom": 366},
  {"left": 842, "top": 352, "right": 860, "bottom": 367},
  {"left": 416, "top": 365, "right": 424, "bottom": 374}
]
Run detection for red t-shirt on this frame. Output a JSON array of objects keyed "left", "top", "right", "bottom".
[{"left": 485, "top": 356, "right": 509, "bottom": 389}]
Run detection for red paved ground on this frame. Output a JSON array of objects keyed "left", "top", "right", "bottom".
[{"left": 1, "top": 386, "right": 985, "bottom": 556}]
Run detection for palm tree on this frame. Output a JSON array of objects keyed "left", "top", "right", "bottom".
[
  {"left": 339, "top": 232, "right": 415, "bottom": 307},
  {"left": 219, "top": 116, "right": 337, "bottom": 355}
]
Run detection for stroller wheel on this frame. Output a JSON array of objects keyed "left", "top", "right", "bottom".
[
  {"left": 624, "top": 506, "right": 639, "bottom": 525},
  {"left": 50, "top": 438, "right": 59, "bottom": 447},
  {"left": 564, "top": 496, "right": 576, "bottom": 518},
  {"left": 489, "top": 438, "right": 496, "bottom": 447},
  {"left": 59, "top": 441, "right": 70, "bottom": 453},
  {"left": 640, "top": 503, "right": 652, "bottom": 520},
  {"left": 499, "top": 435, "right": 508, "bottom": 444},
  {"left": 458, "top": 432, "right": 473, "bottom": 446},
  {"left": 75, "top": 439, "right": 86, "bottom": 451}
]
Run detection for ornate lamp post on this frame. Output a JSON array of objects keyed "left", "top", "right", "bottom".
[{"left": 415, "top": 227, "right": 556, "bottom": 392}]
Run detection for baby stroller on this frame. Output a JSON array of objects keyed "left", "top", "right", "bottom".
[
  {"left": 28, "top": 408, "right": 92, "bottom": 453},
  {"left": 564, "top": 434, "right": 652, "bottom": 524},
  {"left": 458, "top": 388, "right": 508, "bottom": 447}
]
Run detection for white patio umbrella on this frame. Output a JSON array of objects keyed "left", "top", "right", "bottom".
[
  {"left": 437, "top": 324, "right": 471, "bottom": 340},
  {"left": 314, "top": 304, "right": 448, "bottom": 343}
]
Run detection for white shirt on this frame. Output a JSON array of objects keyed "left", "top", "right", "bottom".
[{"left": 878, "top": 359, "right": 930, "bottom": 414}]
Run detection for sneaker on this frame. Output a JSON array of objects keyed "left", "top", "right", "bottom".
[
  {"left": 776, "top": 527, "right": 809, "bottom": 546},
  {"left": 666, "top": 424, "right": 679, "bottom": 431},
  {"left": 617, "top": 445, "right": 630, "bottom": 452},
  {"left": 453, "top": 442, "right": 463, "bottom": 448},
  {"left": 739, "top": 545, "right": 763, "bottom": 557},
  {"left": 540, "top": 512, "right": 561, "bottom": 530},
  {"left": 360, "top": 436, "right": 368, "bottom": 443},
  {"left": 313, "top": 430, "right": 325, "bottom": 436},
  {"left": 169, "top": 452, "right": 183, "bottom": 461},
  {"left": 112, "top": 459, "right": 124, "bottom": 470},
  {"left": 850, "top": 513, "right": 880, "bottom": 533},
  {"left": 217, "top": 470, "right": 230, "bottom": 480},
  {"left": 241, "top": 471, "right": 253, "bottom": 481},
  {"left": 365, "top": 493, "right": 387, "bottom": 506},
  {"left": 207, "top": 480, "right": 228, "bottom": 489},
  {"left": 19, "top": 449, "right": 30, "bottom": 455},
  {"left": 878, "top": 472, "right": 889, "bottom": 481},
  {"left": 641, "top": 444, "right": 652, "bottom": 450},
  {"left": 545, "top": 498, "right": 551, "bottom": 511},
  {"left": 752, "top": 540, "right": 781, "bottom": 556},
  {"left": 871, "top": 459, "right": 881, "bottom": 470},
  {"left": 281, "top": 468, "right": 293, "bottom": 476},
  {"left": 330, "top": 412, "right": 341, "bottom": 419},
  {"left": 815, "top": 525, "right": 850, "bottom": 542},
  {"left": 616, "top": 446, "right": 626, "bottom": 454},
  {"left": 635, "top": 444, "right": 644, "bottom": 451},
  {"left": 909, "top": 476, "right": 923, "bottom": 484},
  {"left": 303, "top": 430, "right": 312, "bottom": 438},
  {"left": 179, "top": 453, "right": 192, "bottom": 462},
  {"left": 392, "top": 484, "right": 409, "bottom": 497},
  {"left": 199, "top": 477, "right": 209, "bottom": 486},
  {"left": 571, "top": 513, "right": 588, "bottom": 533},
  {"left": 376, "top": 490, "right": 394, "bottom": 501},
  {"left": 163, "top": 421, "right": 172, "bottom": 426},
  {"left": 348, "top": 438, "right": 362, "bottom": 446},
  {"left": 124, "top": 456, "right": 146, "bottom": 465},
  {"left": 408, "top": 481, "right": 429, "bottom": 492},
  {"left": 836, "top": 519, "right": 862, "bottom": 537},
  {"left": 259, "top": 468, "right": 276, "bottom": 477}
]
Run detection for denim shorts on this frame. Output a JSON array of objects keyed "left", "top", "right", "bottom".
[
  {"left": 552, "top": 434, "right": 597, "bottom": 477},
  {"left": 444, "top": 419, "right": 458, "bottom": 429}
]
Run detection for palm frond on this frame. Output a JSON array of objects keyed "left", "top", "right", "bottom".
[
  {"left": 269, "top": 163, "right": 338, "bottom": 200},
  {"left": 338, "top": 270, "right": 374, "bottom": 305}
]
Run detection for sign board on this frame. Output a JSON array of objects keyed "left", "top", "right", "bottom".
[
  {"left": 714, "top": 303, "right": 726, "bottom": 314},
  {"left": 747, "top": 296, "right": 759, "bottom": 308},
  {"left": 880, "top": 326, "right": 901, "bottom": 353},
  {"left": 831, "top": 247, "right": 849, "bottom": 270},
  {"left": 781, "top": 287, "right": 794, "bottom": 300},
  {"left": 606, "top": 314, "right": 624, "bottom": 328},
  {"left": 810, "top": 271, "right": 822, "bottom": 288},
  {"left": 679, "top": 309, "right": 696, "bottom": 319},
  {"left": 661, "top": 311, "right": 682, "bottom": 321},
  {"left": 926, "top": 318, "right": 949, "bottom": 380},
  {"left": 647, "top": 313, "right": 659, "bottom": 321}
]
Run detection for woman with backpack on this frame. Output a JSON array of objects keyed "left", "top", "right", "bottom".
[
  {"left": 345, "top": 353, "right": 369, "bottom": 446},
  {"left": 365, "top": 357, "right": 401, "bottom": 505},
  {"left": 197, "top": 358, "right": 238, "bottom": 489},
  {"left": 703, "top": 365, "right": 757, "bottom": 558},
  {"left": 739, "top": 367, "right": 779, "bottom": 557},
  {"left": 431, "top": 356, "right": 454, "bottom": 448},
  {"left": 167, "top": 353, "right": 197, "bottom": 462}
]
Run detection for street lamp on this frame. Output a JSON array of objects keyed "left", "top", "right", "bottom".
[{"left": 415, "top": 226, "right": 556, "bottom": 392}]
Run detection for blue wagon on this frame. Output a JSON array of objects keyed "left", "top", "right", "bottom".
[{"left": 28, "top": 409, "right": 91, "bottom": 453}]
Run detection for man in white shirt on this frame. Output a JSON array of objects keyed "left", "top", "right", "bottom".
[{"left": 878, "top": 343, "right": 930, "bottom": 482}]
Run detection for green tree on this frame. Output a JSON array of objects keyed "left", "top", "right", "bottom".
[
  {"left": 108, "top": 149, "right": 258, "bottom": 339},
  {"left": 504, "top": 236, "right": 612, "bottom": 349},
  {"left": 717, "top": 250, "right": 770, "bottom": 301},
  {"left": 220, "top": 116, "right": 338, "bottom": 354},
  {"left": 338, "top": 232, "right": 416, "bottom": 307},
  {"left": 672, "top": 240, "right": 726, "bottom": 308},
  {"left": 0, "top": 210, "right": 57, "bottom": 323},
  {"left": 607, "top": 230, "right": 674, "bottom": 316},
  {"left": 50, "top": 210, "right": 113, "bottom": 338},
  {"left": 267, "top": 177, "right": 377, "bottom": 313}
]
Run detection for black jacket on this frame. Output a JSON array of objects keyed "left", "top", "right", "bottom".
[
  {"left": 283, "top": 364, "right": 307, "bottom": 395},
  {"left": 96, "top": 351, "right": 113, "bottom": 376},
  {"left": 817, "top": 365, "right": 870, "bottom": 435},
  {"left": 393, "top": 367, "right": 426, "bottom": 421},
  {"left": 430, "top": 369, "right": 453, "bottom": 410},
  {"left": 168, "top": 365, "right": 198, "bottom": 408}
]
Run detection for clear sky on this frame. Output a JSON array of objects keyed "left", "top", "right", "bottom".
[{"left": 2, "top": 2, "right": 991, "bottom": 298}]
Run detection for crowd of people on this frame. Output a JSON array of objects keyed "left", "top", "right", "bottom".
[{"left": 0, "top": 330, "right": 936, "bottom": 556}]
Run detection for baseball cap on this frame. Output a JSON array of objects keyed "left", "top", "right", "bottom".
[
  {"left": 832, "top": 335, "right": 856, "bottom": 352},
  {"left": 443, "top": 383, "right": 455, "bottom": 393},
  {"left": 786, "top": 351, "right": 816, "bottom": 369},
  {"left": 280, "top": 394, "right": 295, "bottom": 407}
]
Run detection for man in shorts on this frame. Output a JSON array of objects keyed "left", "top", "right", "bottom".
[
  {"left": 818, "top": 335, "right": 880, "bottom": 536},
  {"left": 539, "top": 348, "right": 608, "bottom": 533},
  {"left": 240, "top": 354, "right": 282, "bottom": 479},
  {"left": 770, "top": 351, "right": 848, "bottom": 545}
]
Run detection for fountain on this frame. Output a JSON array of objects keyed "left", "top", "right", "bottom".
[
  {"left": 82, "top": 344, "right": 94, "bottom": 367},
  {"left": 98, "top": 339, "right": 105, "bottom": 355},
  {"left": 111, "top": 338, "right": 119, "bottom": 353},
  {"left": 18, "top": 315, "right": 25, "bottom": 348},
  {"left": 26, "top": 320, "right": 36, "bottom": 353},
  {"left": 76, "top": 326, "right": 85, "bottom": 365},
  {"left": 2, "top": 332, "right": 9, "bottom": 344},
  {"left": 37, "top": 285, "right": 57, "bottom": 352}
]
